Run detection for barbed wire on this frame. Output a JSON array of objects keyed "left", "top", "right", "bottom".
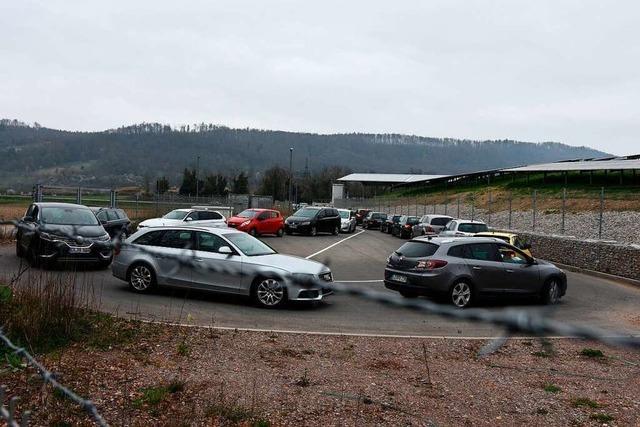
[
  {"left": 0, "top": 386, "right": 30, "bottom": 427},
  {"left": 0, "top": 328, "right": 109, "bottom": 427},
  {"left": 1, "top": 217, "right": 640, "bottom": 425}
]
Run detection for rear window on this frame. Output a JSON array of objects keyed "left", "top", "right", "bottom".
[
  {"left": 431, "top": 217, "right": 451, "bottom": 226},
  {"left": 116, "top": 209, "right": 128, "bottom": 220},
  {"left": 395, "top": 241, "right": 439, "bottom": 258},
  {"left": 458, "top": 223, "right": 489, "bottom": 233},
  {"left": 406, "top": 217, "right": 420, "bottom": 225}
]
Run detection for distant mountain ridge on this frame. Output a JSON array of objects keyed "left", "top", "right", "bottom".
[{"left": 0, "top": 119, "right": 608, "bottom": 190}]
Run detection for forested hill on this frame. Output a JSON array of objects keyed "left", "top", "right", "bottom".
[{"left": 0, "top": 119, "right": 607, "bottom": 189}]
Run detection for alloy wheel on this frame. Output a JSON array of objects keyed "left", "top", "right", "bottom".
[
  {"left": 451, "top": 282, "right": 472, "bottom": 308},
  {"left": 546, "top": 280, "right": 560, "bottom": 304},
  {"left": 256, "top": 278, "right": 285, "bottom": 307},
  {"left": 130, "top": 265, "right": 152, "bottom": 292},
  {"left": 310, "top": 226, "right": 317, "bottom": 236}
]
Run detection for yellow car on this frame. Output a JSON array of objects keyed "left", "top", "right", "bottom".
[{"left": 474, "top": 232, "right": 533, "bottom": 257}]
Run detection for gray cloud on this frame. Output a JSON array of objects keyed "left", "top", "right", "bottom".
[{"left": 1, "top": 0, "right": 638, "bottom": 155}]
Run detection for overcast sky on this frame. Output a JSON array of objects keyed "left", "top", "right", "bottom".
[{"left": 1, "top": 1, "right": 638, "bottom": 155}]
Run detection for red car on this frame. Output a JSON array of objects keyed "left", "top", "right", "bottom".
[{"left": 226, "top": 208, "right": 285, "bottom": 237}]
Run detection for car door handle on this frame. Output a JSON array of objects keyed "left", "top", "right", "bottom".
[
  {"left": 472, "top": 266, "right": 482, "bottom": 270},
  {"left": 194, "top": 258, "right": 203, "bottom": 262},
  {"left": 505, "top": 269, "right": 514, "bottom": 273}
]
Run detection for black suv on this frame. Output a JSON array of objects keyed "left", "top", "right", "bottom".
[
  {"left": 285, "top": 206, "right": 341, "bottom": 236},
  {"left": 16, "top": 202, "right": 112, "bottom": 268},
  {"left": 381, "top": 215, "right": 402, "bottom": 234},
  {"left": 392, "top": 215, "right": 420, "bottom": 238},
  {"left": 90, "top": 207, "right": 131, "bottom": 238},
  {"left": 362, "top": 212, "right": 387, "bottom": 229}
]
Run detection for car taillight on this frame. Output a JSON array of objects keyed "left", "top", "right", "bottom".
[
  {"left": 404, "top": 224, "right": 411, "bottom": 229},
  {"left": 114, "top": 244, "right": 121, "bottom": 257},
  {"left": 416, "top": 259, "right": 448, "bottom": 270},
  {"left": 426, "top": 225, "right": 434, "bottom": 232}
]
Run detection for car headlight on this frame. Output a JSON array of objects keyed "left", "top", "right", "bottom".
[
  {"left": 241, "top": 220, "right": 251, "bottom": 227},
  {"left": 300, "top": 221, "right": 311, "bottom": 226},
  {"left": 39, "top": 231, "right": 57, "bottom": 241},
  {"left": 96, "top": 234, "right": 111, "bottom": 242}
]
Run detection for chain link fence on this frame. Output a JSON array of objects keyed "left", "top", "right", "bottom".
[{"left": 335, "top": 187, "right": 640, "bottom": 244}]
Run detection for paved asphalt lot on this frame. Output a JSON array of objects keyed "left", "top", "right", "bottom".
[{"left": 1, "top": 229, "right": 639, "bottom": 337}]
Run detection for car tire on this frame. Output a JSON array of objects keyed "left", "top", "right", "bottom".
[
  {"left": 252, "top": 277, "right": 287, "bottom": 308},
  {"left": 127, "top": 263, "right": 156, "bottom": 293},
  {"left": 249, "top": 228, "right": 258, "bottom": 237},
  {"left": 399, "top": 290, "right": 418, "bottom": 298},
  {"left": 541, "top": 278, "right": 561, "bottom": 305},
  {"left": 332, "top": 225, "right": 339, "bottom": 235},
  {"left": 309, "top": 226, "right": 317, "bottom": 237},
  {"left": 450, "top": 280, "right": 473, "bottom": 308},
  {"left": 27, "top": 244, "right": 41, "bottom": 268},
  {"left": 285, "top": 229, "right": 293, "bottom": 235},
  {"left": 16, "top": 238, "right": 25, "bottom": 258},
  {"left": 277, "top": 228, "right": 284, "bottom": 237}
]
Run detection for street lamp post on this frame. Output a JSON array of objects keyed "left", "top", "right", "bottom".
[
  {"left": 288, "top": 148, "right": 294, "bottom": 206},
  {"left": 195, "top": 155, "right": 200, "bottom": 198}
]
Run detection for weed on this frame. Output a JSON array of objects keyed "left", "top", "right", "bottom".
[
  {"left": 590, "top": 413, "right": 614, "bottom": 422},
  {"left": 543, "top": 384, "right": 561, "bottom": 393},
  {"left": 571, "top": 397, "right": 601, "bottom": 409},
  {"left": 206, "top": 402, "right": 255, "bottom": 423},
  {"left": 52, "top": 387, "right": 67, "bottom": 400},
  {"left": 532, "top": 351, "right": 551, "bottom": 358},
  {"left": 177, "top": 340, "right": 190, "bottom": 356},
  {"left": 580, "top": 348, "right": 604, "bottom": 358},
  {"left": 536, "top": 408, "right": 549, "bottom": 415},
  {"left": 134, "top": 380, "right": 184, "bottom": 408},
  {"left": 253, "top": 420, "right": 271, "bottom": 427},
  {"left": 296, "top": 369, "right": 310, "bottom": 387},
  {"left": 3, "top": 351, "right": 25, "bottom": 371}
]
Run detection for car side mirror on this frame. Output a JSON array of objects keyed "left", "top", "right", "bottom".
[
  {"left": 185, "top": 217, "right": 193, "bottom": 222},
  {"left": 218, "top": 246, "right": 233, "bottom": 255},
  {"left": 99, "top": 219, "right": 107, "bottom": 225},
  {"left": 521, "top": 242, "right": 532, "bottom": 250},
  {"left": 23, "top": 215, "right": 33, "bottom": 222}
]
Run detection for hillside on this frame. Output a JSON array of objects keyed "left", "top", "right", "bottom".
[{"left": 0, "top": 119, "right": 607, "bottom": 190}]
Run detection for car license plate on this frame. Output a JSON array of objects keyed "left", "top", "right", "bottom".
[
  {"left": 289, "top": 224, "right": 297, "bottom": 229},
  {"left": 391, "top": 274, "right": 407, "bottom": 283},
  {"left": 69, "top": 247, "right": 91, "bottom": 254}
]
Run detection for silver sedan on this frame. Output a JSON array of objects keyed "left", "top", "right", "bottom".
[{"left": 111, "top": 226, "right": 333, "bottom": 308}]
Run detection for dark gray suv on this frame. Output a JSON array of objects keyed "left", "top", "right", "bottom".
[{"left": 384, "top": 237, "right": 567, "bottom": 308}]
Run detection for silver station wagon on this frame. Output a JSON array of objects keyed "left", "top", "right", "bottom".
[{"left": 112, "top": 226, "right": 333, "bottom": 308}]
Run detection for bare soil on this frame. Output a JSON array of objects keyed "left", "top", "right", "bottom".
[{"left": 1, "top": 322, "right": 639, "bottom": 426}]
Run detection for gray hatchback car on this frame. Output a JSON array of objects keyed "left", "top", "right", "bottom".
[
  {"left": 112, "top": 226, "right": 333, "bottom": 308},
  {"left": 384, "top": 236, "right": 566, "bottom": 308}
]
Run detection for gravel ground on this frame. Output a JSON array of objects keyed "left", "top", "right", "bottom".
[{"left": 2, "top": 323, "right": 639, "bottom": 426}]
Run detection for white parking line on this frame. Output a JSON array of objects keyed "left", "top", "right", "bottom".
[
  {"left": 305, "top": 229, "right": 366, "bottom": 259},
  {"left": 336, "top": 280, "right": 384, "bottom": 283}
]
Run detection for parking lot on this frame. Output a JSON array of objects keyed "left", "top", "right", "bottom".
[{"left": 1, "top": 228, "right": 640, "bottom": 337}]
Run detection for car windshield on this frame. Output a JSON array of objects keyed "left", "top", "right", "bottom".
[
  {"left": 225, "top": 233, "right": 276, "bottom": 256},
  {"left": 293, "top": 208, "right": 320, "bottom": 218},
  {"left": 163, "top": 210, "right": 187, "bottom": 220},
  {"left": 338, "top": 210, "right": 350, "bottom": 219},
  {"left": 40, "top": 207, "right": 99, "bottom": 226},
  {"left": 459, "top": 223, "right": 489, "bottom": 233},
  {"left": 237, "top": 209, "right": 258, "bottom": 218}
]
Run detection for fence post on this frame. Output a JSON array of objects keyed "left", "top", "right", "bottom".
[
  {"left": 487, "top": 190, "right": 492, "bottom": 227},
  {"left": 471, "top": 193, "right": 475, "bottom": 221},
  {"left": 444, "top": 191, "right": 448, "bottom": 216},
  {"left": 135, "top": 194, "right": 139, "bottom": 220},
  {"left": 415, "top": 197, "right": 418, "bottom": 216},
  {"left": 508, "top": 191, "right": 512, "bottom": 229},
  {"left": 457, "top": 195, "right": 460, "bottom": 218},
  {"left": 561, "top": 188, "right": 566, "bottom": 234},
  {"left": 433, "top": 198, "right": 436, "bottom": 214},
  {"left": 532, "top": 190, "right": 537, "bottom": 231},
  {"left": 598, "top": 187, "right": 604, "bottom": 239},
  {"left": 76, "top": 186, "right": 82, "bottom": 205}
]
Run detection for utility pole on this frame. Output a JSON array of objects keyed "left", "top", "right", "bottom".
[{"left": 288, "top": 148, "right": 294, "bottom": 206}]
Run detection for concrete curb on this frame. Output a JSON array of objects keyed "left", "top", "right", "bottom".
[{"left": 552, "top": 261, "right": 640, "bottom": 289}]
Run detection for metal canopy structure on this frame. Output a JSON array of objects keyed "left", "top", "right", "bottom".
[
  {"left": 502, "top": 155, "right": 640, "bottom": 173},
  {"left": 337, "top": 173, "right": 449, "bottom": 184},
  {"left": 337, "top": 154, "right": 640, "bottom": 187}
]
